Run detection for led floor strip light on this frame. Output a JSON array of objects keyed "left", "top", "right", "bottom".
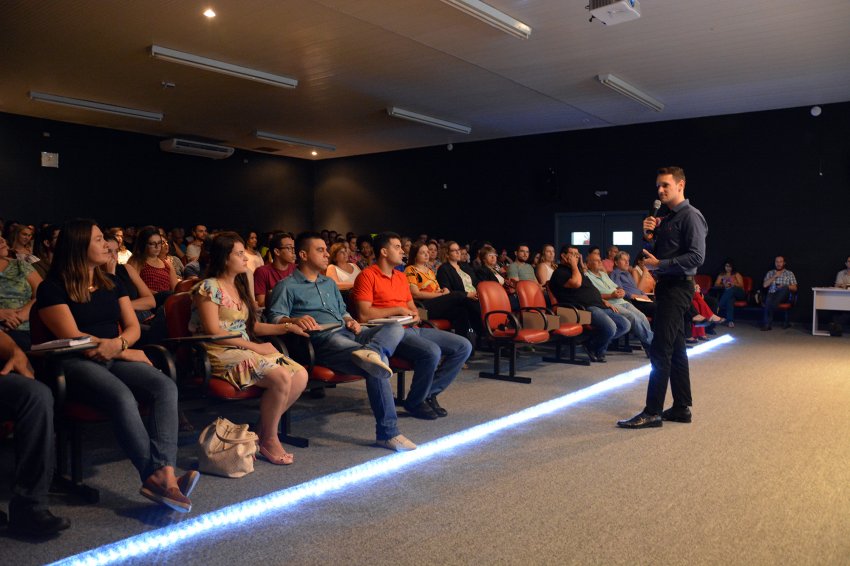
[{"left": 52, "top": 335, "right": 733, "bottom": 566}]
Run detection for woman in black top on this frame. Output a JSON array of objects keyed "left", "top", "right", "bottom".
[{"left": 37, "top": 219, "right": 197, "bottom": 513}]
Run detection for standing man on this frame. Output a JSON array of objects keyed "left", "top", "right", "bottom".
[
  {"left": 761, "top": 256, "right": 797, "bottom": 331},
  {"left": 618, "top": 166, "right": 707, "bottom": 429},
  {"left": 265, "top": 232, "right": 415, "bottom": 452},
  {"left": 352, "top": 233, "right": 471, "bottom": 420}
]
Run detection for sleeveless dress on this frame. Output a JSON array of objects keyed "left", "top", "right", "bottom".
[{"left": 189, "top": 278, "right": 303, "bottom": 390}]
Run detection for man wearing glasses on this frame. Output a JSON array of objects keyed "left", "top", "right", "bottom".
[{"left": 254, "top": 232, "right": 296, "bottom": 307}]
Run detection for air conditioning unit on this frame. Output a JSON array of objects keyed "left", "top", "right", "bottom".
[
  {"left": 159, "top": 138, "right": 234, "bottom": 159},
  {"left": 589, "top": 0, "right": 641, "bottom": 25}
]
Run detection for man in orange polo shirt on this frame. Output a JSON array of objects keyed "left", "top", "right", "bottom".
[{"left": 351, "top": 232, "right": 472, "bottom": 420}]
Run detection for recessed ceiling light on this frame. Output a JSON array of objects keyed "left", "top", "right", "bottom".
[{"left": 203, "top": 8, "right": 216, "bottom": 18}]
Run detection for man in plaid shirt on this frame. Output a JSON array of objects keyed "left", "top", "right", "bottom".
[{"left": 762, "top": 255, "right": 798, "bottom": 330}]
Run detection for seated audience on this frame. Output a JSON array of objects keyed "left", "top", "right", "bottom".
[
  {"left": 690, "top": 284, "right": 724, "bottom": 342},
  {"left": 609, "top": 251, "right": 655, "bottom": 317},
  {"left": 129, "top": 226, "right": 178, "bottom": 299},
  {"left": 602, "top": 245, "right": 618, "bottom": 273},
  {"left": 535, "top": 244, "right": 557, "bottom": 286},
  {"left": 159, "top": 234, "right": 184, "bottom": 279},
  {"left": 405, "top": 242, "right": 471, "bottom": 337},
  {"left": 347, "top": 233, "right": 362, "bottom": 266},
  {"left": 325, "top": 241, "right": 361, "bottom": 291},
  {"left": 356, "top": 235, "right": 375, "bottom": 270},
  {"left": 761, "top": 255, "right": 797, "bottom": 331},
  {"left": 184, "top": 224, "right": 208, "bottom": 262},
  {"left": 265, "top": 232, "right": 415, "bottom": 452},
  {"left": 474, "top": 245, "right": 506, "bottom": 285},
  {"left": 585, "top": 250, "right": 653, "bottom": 352},
  {"left": 425, "top": 240, "right": 440, "bottom": 271},
  {"left": 549, "top": 246, "right": 631, "bottom": 363},
  {"left": 352, "top": 233, "right": 471, "bottom": 420},
  {"left": 104, "top": 234, "right": 157, "bottom": 324},
  {"left": 108, "top": 227, "right": 132, "bottom": 264},
  {"left": 168, "top": 227, "right": 186, "bottom": 262},
  {"left": 191, "top": 232, "right": 308, "bottom": 465},
  {"left": 0, "top": 234, "right": 42, "bottom": 350},
  {"left": 37, "top": 219, "right": 197, "bottom": 513},
  {"left": 506, "top": 243, "right": 535, "bottom": 292},
  {"left": 32, "top": 224, "right": 60, "bottom": 279},
  {"left": 0, "top": 331, "right": 70, "bottom": 536},
  {"left": 253, "top": 232, "right": 296, "bottom": 307},
  {"left": 631, "top": 254, "right": 656, "bottom": 294},
  {"left": 244, "top": 230, "right": 265, "bottom": 272},
  {"left": 9, "top": 224, "right": 39, "bottom": 265},
  {"left": 436, "top": 241, "right": 482, "bottom": 343},
  {"left": 713, "top": 258, "right": 745, "bottom": 328}
]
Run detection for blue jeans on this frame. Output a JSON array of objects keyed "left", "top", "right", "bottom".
[
  {"left": 61, "top": 357, "right": 178, "bottom": 482},
  {"left": 311, "top": 323, "right": 405, "bottom": 440},
  {"left": 762, "top": 286, "right": 790, "bottom": 326},
  {"left": 394, "top": 327, "right": 472, "bottom": 407},
  {"left": 717, "top": 286, "right": 745, "bottom": 322},
  {"left": 586, "top": 306, "right": 631, "bottom": 355},
  {"left": 613, "top": 301, "right": 654, "bottom": 349}
]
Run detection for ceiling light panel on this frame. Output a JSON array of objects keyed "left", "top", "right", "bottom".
[
  {"left": 29, "top": 91, "right": 163, "bottom": 121},
  {"left": 440, "top": 0, "right": 531, "bottom": 39},
  {"left": 255, "top": 130, "right": 336, "bottom": 152},
  {"left": 387, "top": 106, "right": 471, "bottom": 134},
  {"left": 596, "top": 74, "right": 664, "bottom": 112},
  {"left": 150, "top": 45, "right": 298, "bottom": 88}
]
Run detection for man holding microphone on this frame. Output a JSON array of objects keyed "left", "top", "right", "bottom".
[{"left": 617, "top": 166, "right": 708, "bottom": 429}]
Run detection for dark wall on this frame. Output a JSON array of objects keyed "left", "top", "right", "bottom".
[
  {"left": 315, "top": 102, "right": 850, "bottom": 321},
  {"left": 0, "top": 112, "right": 314, "bottom": 234},
  {"left": 4, "top": 103, "right": 849, "bottom": 322}
]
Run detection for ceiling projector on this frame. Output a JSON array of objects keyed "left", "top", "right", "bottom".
[{"left": 588, "top": 0, "right": 641, "bottom": 25}]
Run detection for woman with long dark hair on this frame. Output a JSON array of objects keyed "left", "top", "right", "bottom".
[
  {"left": 713, "top": 258, "right": 745, "bottom": 328},
  {"left": 190, "top": 232, "right": 308, "bottom": 465},
  {"left": 36, "top": 219, "right": 197, "bottom": 513},
  {"left": 128, "top": 226, "right": 178, "bottom": 297}
]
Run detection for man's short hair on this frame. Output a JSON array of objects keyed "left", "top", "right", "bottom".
[
  {"left": 614, "top": 251, "right": 630, "bottom": 263},
  {"left": 269, "top": 231, "right": 294, "bottom": 250},
  {"left": 516, "top": 242, "right": 529, "bottom": 251},
  {"left": 372, "top": 232, "right": 401, "bottom": 254},
  {"left": 560, "top": 245, "right": 573, "bottom": 256},
  {"left": 294, "top": 231, "right": 323, "bottom": 259},
  {"left": 657, "top": 166, "right": 686, "bottom": 183}
]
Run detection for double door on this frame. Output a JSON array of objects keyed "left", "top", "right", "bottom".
[{"left": 554, "top": 211, "right": 647, "bottom": 263}]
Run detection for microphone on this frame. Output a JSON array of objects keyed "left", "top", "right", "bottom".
[{"left": 644, "top": 199, "right": 661, "bottom": 237}]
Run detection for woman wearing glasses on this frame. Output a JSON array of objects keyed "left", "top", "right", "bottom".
[{"left": 129, "top": 226, "right": 178, "bottom": 297}]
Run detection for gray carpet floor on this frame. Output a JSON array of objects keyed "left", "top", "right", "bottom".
[{"left": 2, "top": 324, "right": 849, "bottom": 565}]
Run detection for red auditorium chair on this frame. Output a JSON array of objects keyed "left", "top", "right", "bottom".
[
  {"left": 476, "top": 281, "right": 549, "bottom": 384},
  {"left": 515, "top": 280, "right": 588, "bottom": 366}
]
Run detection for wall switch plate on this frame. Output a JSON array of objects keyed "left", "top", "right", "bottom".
[{"left": 41, "top": 151, "right": 59, "bottom": 168}]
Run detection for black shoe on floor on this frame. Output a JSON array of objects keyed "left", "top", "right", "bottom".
[
  {"left": 8, "top": 506, "right": 70, "bottom": 537},
  {"left": 596, "top": 353, "right": 607, "bottom": 363},
  {"left": 617, "top": 412, "right": 662, "bottom": 429},
  {"left": 581, "top": 344, "right": 598, "bottom": 362},
  {"left": 405, "top": 402, "right": 439, "bottom": 420},
  {"left": 425, "top": 396, "right": 448, "bottom": 417},
  {"left": 662, "top": 405, "right": 692, "bottom": 423}
]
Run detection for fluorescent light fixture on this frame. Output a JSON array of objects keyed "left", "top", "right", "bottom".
[
  {"left": 150, "top": 45, "right": 298, "bottom": 89},
  {"left": 255, "top": 130, "right": 336, "bottom": 152},
  {"left": 441, "top": 0, "right": 532, "bottom": 39},
  {"left": 597, "top": 73, "right": 664, "bottom": 112},
  {"left": 52, "top": 334, "right": 733, "bottom": 566},
  {"left": 387, "top": 106, "right": 471, "bottom": 134},
  {"left": 28, "top": 91, "right": 163, "bottom": 121}
]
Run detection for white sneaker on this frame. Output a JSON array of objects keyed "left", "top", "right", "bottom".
[
  {"left": 376, "top": 434, "right": 417, "bottom": 452},
  {"left": 351, "top": 349, "right": 392, "bottom": 379}
]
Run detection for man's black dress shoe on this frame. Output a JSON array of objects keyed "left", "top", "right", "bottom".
[
  {"left": 405, "top": 402, "right": 439, "bottom": 420},
  {"left": 581, "top": 344, "right": 598, "bottom": 363},
  {"left": 661, "top": 405, "right": 692, "bottom": 423},
  {"left": 8, "top": 508, "right": 70, "bottom": 537},
  {"left": 595, "top": 353, "right": 607, "bottom": 363},
  {"left": 425, "top": 396, "right": 448, "bottom": 417},
  {"left": 617, "top": 412, "right": 662, "bottom": 429}
]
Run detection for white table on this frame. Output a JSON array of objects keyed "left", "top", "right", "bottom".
[{"left": 811, "top": 287, "right": 850, "bottom": 335}]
